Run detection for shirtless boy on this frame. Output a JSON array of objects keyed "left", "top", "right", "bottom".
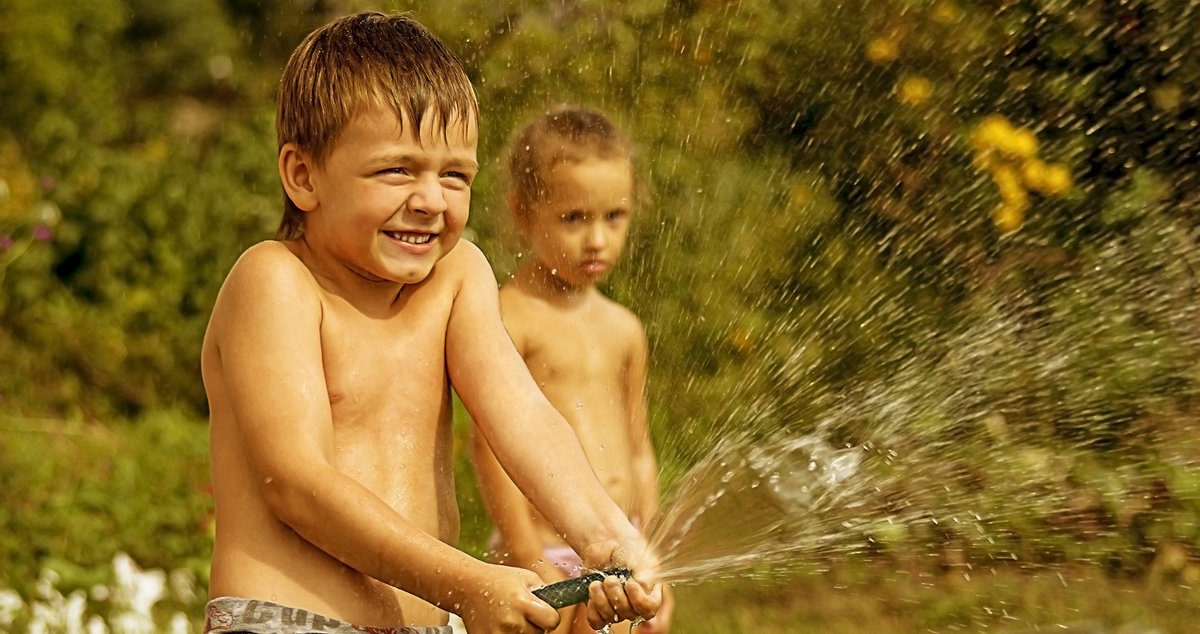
[
  {"left": 200, "top": 14, "right": 660, "bottom": 634},
  {"left": 471, "top": 107, "right": 673, "bottom": 634}
]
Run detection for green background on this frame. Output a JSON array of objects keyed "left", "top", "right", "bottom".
[{"left": 2, "top": 0, "right": 1198, "bottom": 631}]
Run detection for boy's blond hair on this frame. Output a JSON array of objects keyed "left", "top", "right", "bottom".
[
  {"left": 507, "top": 106, "right": 635, "bottom": 214},
  {"left": 275, "top": 11, "right": 479, "bottom": 239}
]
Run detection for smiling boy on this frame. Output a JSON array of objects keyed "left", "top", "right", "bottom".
[{"left": 201, "top": 13, "right": 659, "bottom": 634}]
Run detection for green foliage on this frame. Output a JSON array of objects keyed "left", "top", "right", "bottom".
[
  {"left": 2, "top": 0, "right": 1199, "bottom": 618},
  {"left": 0, "top": 411, "right": 212, "bottom": 595}
]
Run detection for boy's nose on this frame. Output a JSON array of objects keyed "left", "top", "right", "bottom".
[{"left": 409, "top": 175, "right": 448, "bottom": 215}]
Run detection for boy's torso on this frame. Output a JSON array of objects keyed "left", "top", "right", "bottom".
[
  {"left": 500, "top": 284, "right": 640, "bottom": 529},
  {"left": 204, "top": 241, "right": 462, "bottom": 628}
]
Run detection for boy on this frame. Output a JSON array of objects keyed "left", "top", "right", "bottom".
[
  {"left": 200, "top": 13, "right": 660, "bottom": 634},
  {"left": 471, "top": 107, "right": 673, "bottom": 634}
]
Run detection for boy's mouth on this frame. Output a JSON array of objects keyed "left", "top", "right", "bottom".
[{"left": 383, "top": 230, "right": 435, "bottom": 245}]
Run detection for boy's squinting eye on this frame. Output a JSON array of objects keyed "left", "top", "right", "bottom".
[
  {"left": 441, "top": 171, "right": 473, "bottom": 186},
  {"left": 378, "top": 167, "right": 411, "bottom": 176}
]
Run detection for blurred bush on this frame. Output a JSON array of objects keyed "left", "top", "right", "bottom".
[{"left": 0, "top": 410, "right": 211, "bottom": 594}]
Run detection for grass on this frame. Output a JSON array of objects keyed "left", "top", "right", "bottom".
[{"left": 670, "top": 562, "right": 1200, "bottom": 633}]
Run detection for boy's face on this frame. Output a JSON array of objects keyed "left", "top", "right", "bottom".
[
  {"left": 303, "top": 106, "right": 478, "bottom": 286},
  {"left": 520, "top": 158, "right": 634, "bottom": 288}
]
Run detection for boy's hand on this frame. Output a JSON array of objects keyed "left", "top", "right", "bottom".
[
  {"left": 578, "top": 535, "right": 663, "bottom": 629},
  {"left": 459, "top": 563, "right": 560, "bottom": 634},
  {"left": 634, "top": 585, "right": 673, "bottom": 634},
  {"left": 584, "top": 572, "right": 662, "bottom": 630}
]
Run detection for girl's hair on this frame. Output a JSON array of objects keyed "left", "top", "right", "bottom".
[
  {"left": 506, "top": 106, "right": 635, "bottom": 213},
  {"left": 275, "top": 11, "right": 478, "bottom": 240}
]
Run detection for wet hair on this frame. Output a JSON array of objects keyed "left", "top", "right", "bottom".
[
  {"left": 506, "top": 106, "right": 635, "bottom": 214},
  {"left": 275, "top": 11, "right": 478, "bottom": 239}
]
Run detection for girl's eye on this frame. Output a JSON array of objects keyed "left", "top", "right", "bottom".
[
  {"left": 562, "top": 211, "right": 585, "bottom": 223},
  {"left": 606, "top": 209, "right": 628, "bottom": 222}
]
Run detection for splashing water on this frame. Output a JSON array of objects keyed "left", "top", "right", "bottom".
[
  {"left": 648, "top": 433, "right": 869, "bottom": 584},
  {"left": 641, "top": 208, "right": 1200, "bottom": 589}
]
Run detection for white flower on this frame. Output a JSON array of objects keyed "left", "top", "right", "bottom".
[
  {"left": 168, "top": 611, "right": 192, "bottom": 634},
  {"left": 64, "top": 589, "right": 89, "bottom": 634},
  {"left": 0, "top": 588, "right": 26, "bottom": 628},
  {"left": 109, "top": 611, "right": 155, "bottom": 634},
  {"left": 111, "top": 553, "right": 166, "bottom": 617},
  {"left": 87, "top": 615, "right": 111, "bottom": 634}
]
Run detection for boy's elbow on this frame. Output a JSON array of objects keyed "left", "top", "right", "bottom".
[{"left": 257, "top": 469, "right": 322, "bottom": 528}]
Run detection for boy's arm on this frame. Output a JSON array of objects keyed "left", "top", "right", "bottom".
[
  {"left": 625, "top": 320, "right": 661, "bottom": 528},
  {"left": 469, "top": 429, "right": 567, "bottom": 583},
  {"left": 211, "top": 244, "right": 551, "bottom": 628},
  {"left": 468, "top": 298, "right": 555, "bottom": 578},
  {"left": 446, "top": 244, "right": 661, "bottom": 621}
]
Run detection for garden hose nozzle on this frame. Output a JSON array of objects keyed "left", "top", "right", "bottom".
[{"left": 532, "top": 568, "right": 632, "bottom": 609}]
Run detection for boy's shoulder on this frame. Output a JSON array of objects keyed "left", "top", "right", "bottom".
[
  {"left": 209, "top": 240, "right": 319, "bottom": 318},
  {"left": 224, "top": 240, "right": 316, "bottom": 294}
]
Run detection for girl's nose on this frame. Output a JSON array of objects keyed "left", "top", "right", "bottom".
[{"left": 585, "top": 222, "right": 609, "bottom": 248}]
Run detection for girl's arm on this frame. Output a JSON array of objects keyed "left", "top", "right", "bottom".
[{"left": 624, "top": 319, "right": 661, "bottom": 528}]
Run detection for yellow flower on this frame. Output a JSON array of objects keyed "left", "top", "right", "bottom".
[
  {"left": 993, "top": 202, "right": 1025, "bottom": 233},
  {"left": 998, "top": 127, "right": 1038, "bottom": 159},
  {"left": 789, "top": 184, "right": 814, "bottom": 206},
  {"left": 866, "top": 37, "right": 899, "bottom": 64},
  {"left": 991, "top": 164, "right": 1027, "bottom": 204},
  {"left": 1021, "top": 158, "right": 1049, "bottom": 191},
  {"left": 1040, "top": 163, "right": 1073, "bottom": 196},
  {"left": 896, "top": 76, "right": 933, "bottom": 105},
  {"left": 1151, "top": 83, "right": 1182, "bottom": 112},
  {"left": 970, "top": 115, "right": 1014, "bottom": 152},
  {"left": 931, "top": 1, "right": 963, "bottom": 24}
]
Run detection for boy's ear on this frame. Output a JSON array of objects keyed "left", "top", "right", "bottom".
[{"left": 279, "top": 143, "right": 319, "bottom": 212}]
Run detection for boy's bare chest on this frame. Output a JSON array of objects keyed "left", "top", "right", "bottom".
[{"left": 318, "top": 297, "right": 451, "bottom": 419}]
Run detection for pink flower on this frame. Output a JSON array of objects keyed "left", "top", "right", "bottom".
[
  {"left": 0, "top": 234, "right": 12, "bottom": 251},
  {"left": 33, "top": 225, "right": 52, "bottom": 241}
]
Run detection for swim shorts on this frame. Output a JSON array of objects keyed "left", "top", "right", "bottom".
[
  {"left": 541, "top": 545, "right": 584, "bottom": 577},
  {"left": 203, "top": 596, "right": 452, "bottom": 634},
  {"left": 486, "top": 532, "right": 583, "bottom": 577}
]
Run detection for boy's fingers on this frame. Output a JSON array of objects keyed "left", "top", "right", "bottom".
[
  {"left": 602, "top": 575, "right": 634, "bottom": 618},
  {"left": 525, "top": 590, "right": 562, "bottom": 631},
  {"left": 625, "top": 579, "right": 663, "bottom": 620},
  {"left": 586, "top": 580, "right": 618, "bottom": 628}
]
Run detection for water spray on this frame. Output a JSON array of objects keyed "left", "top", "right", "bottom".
[{"left": 532, "top": 568, "right": 631, "bottom": 609}]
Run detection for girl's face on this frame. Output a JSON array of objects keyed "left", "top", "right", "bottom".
[{"left": 519, "top": 158, "right": 634, "bottom": 289}]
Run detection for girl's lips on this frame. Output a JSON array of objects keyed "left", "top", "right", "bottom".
[{"left": 580, "top": 260, "right": 610, "bottom": 275}]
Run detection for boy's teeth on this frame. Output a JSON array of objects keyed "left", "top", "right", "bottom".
[{"left": 388, "top": 231, "right": 432, "bottom": 244}]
